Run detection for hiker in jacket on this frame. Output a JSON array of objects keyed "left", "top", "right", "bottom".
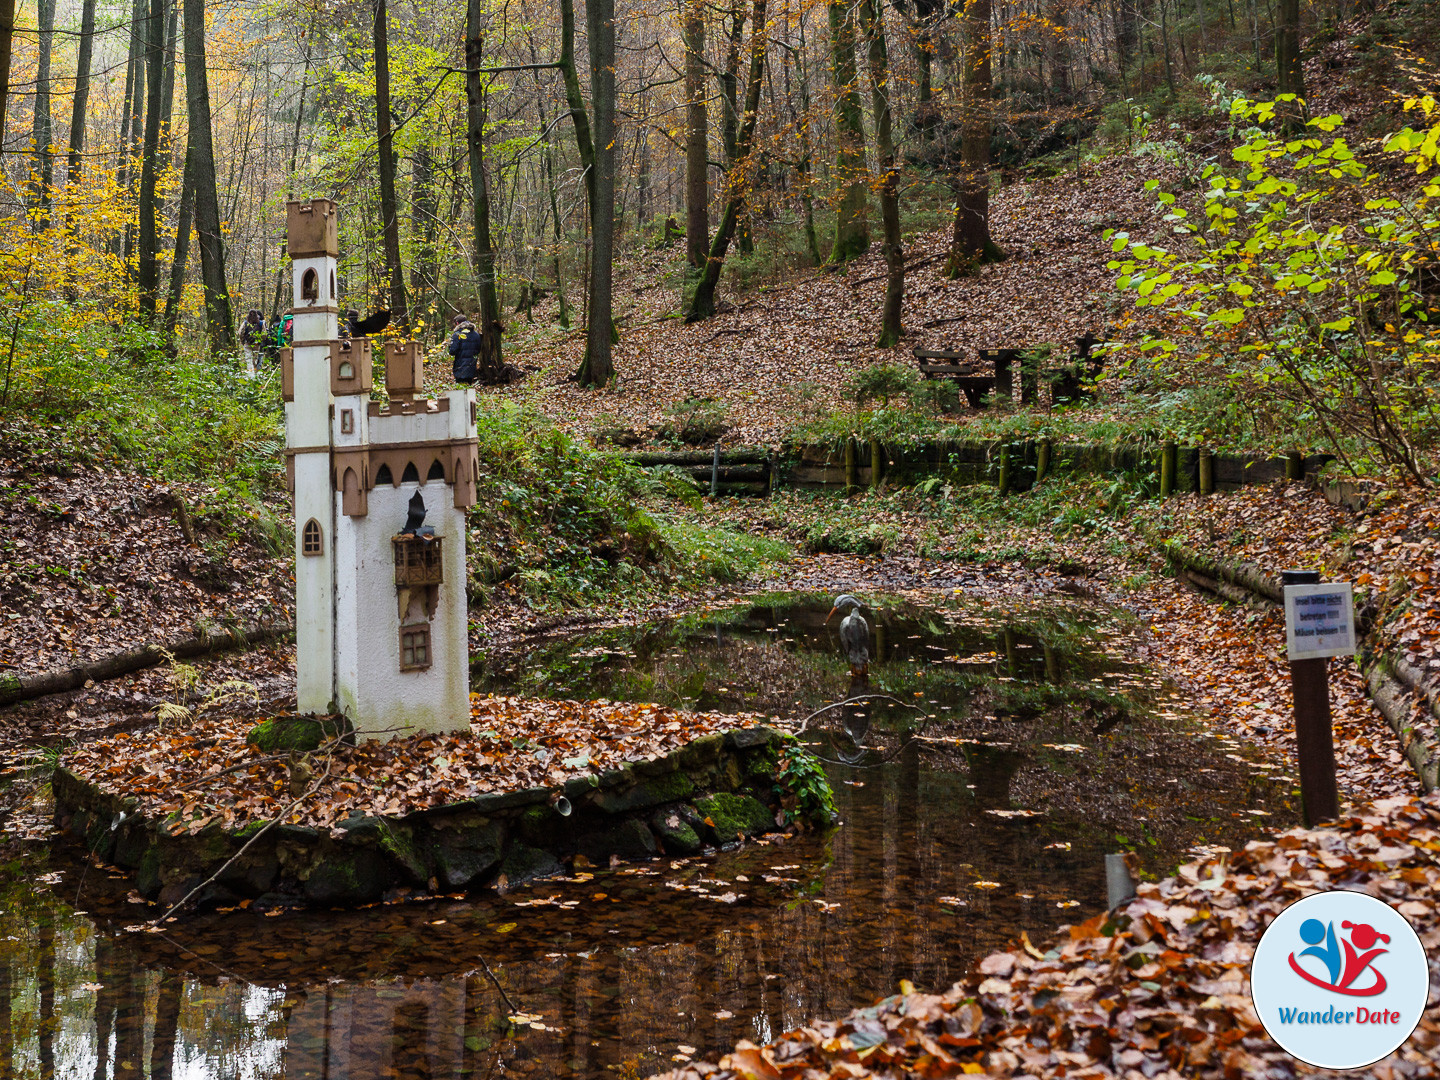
[{"left": 448, "top": 314, "right": 482, "bottom": 384}]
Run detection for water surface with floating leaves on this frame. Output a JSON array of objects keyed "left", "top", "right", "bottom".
[{"left": 2, "top": 593, "right": 1297, "bottom": 1078}]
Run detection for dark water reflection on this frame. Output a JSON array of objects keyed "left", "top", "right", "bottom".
[{"left": 1, "top": 593, "right": 1298, "bottom": 1078}]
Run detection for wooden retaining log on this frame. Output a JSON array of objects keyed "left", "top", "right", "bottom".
[
  {"left": 0, "top": 622, "right": 294, "bottom": 708},
  {"left": 1153, "top": 536, "right": 1285, "bottom": 603}
]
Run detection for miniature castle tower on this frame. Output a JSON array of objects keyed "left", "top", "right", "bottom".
[{"left": 282, "top": 199, "right": 478, "bottom": 741}]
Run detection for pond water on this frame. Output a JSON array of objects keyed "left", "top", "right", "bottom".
[{"left": 0, "top": 593, "right": 1298, "bottom": 1079}]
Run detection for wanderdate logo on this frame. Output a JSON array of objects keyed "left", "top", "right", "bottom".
[
  {"left": 1252, "top": 891, "right": 1428, "bottom": 1069},
  {"left": 1288, "top": 916, "right": 1390, "bottom": 995}
]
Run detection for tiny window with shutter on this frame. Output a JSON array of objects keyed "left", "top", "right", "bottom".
[
  {"left": 302, "top": 519, "right": 323, "bottom": 555},
  {"left": 338, "top": 360, "right": 354, "bottom": 380},
  {"left": 400, "top": 624, "right": 431, "bottom": 671},
  {"left": 340, "top": 409, "right": 354, "bottom": 434}
]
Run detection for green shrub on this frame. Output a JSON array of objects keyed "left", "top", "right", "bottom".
[
  {"left": 660, "top": 397, "right": 729, "bottom": 446},
  {"left": 469, "top": 400, "right": 788, "bottom": 607},
  {"left": 845, "top": 363, "right": 917, "bottom": 408}
]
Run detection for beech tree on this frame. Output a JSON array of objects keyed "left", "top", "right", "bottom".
[
  {"left": 182, "top": 0, "right": 233, "bottom": 350},
  {"left": 136, "top": 0, "right": 167, "bottom": 315},
  {"left": 464, "top": 0, "right": 503, "bottom": 378},
  {"left": 684, "top": 0, "right": 767, "bottom": 322},
  {"left": 859, "top": 0, "right": 903, "bottom": 347},
  {"left": 683, "top": 0, "right": 709, "bottom": 300},
  {"left": 374, "top": 0, "right": 408, "bottom": 328},
  {"left": 28, "top": 0, "right": 54, "bottom": 223},
  {"left": 946, "top": 0, "right": 1004, "bottom": 275},
  {"left": 827, "top": 0, "right": 869, "bottom": 264},
  {"left": 576, "top": 0, "right": 616, "bottom": 387}
]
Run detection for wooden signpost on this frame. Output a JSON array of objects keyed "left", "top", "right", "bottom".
[{"left": 1281, "top": 569, "right": 1353, "bottom": 826}]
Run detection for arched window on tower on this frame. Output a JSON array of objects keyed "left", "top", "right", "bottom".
[
  {"left": 302, "top": 519, "right": 323, "bottom": 555},
  {"left": 301, "top": 268, "right": 319, "bottom": 302}
]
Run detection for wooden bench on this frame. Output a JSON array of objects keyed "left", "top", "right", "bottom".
[{"left": 914, "top": 349, "right": 997, "bottom": 409}]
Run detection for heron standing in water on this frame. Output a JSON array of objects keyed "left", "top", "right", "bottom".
[{"left": 825, "top": 594, "right": 871, "bottom": 678}]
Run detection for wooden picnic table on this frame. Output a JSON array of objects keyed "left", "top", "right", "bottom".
[
  {"left": 915, "top": 335, "right": 1107, "bottom": 409},
  {"left": 913, "top": 349, "right": 999, "bottom": 408}
]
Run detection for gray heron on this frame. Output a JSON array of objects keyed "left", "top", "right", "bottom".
[{"left": 825, "top": 594, "right": 871, "bottom": 678}]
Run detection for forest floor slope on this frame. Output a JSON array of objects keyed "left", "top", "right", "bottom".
[{"left": 501, "top": 153, "right": 1176, "bottom": 445}]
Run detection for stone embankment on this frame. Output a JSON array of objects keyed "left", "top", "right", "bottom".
[{"left": 53, "top": 725, "right": 810, "bottom": 911}]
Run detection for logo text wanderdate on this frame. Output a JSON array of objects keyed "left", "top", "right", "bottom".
[{"left": 1276, "top": 1005, "right": 1403, "bottom": 1025}]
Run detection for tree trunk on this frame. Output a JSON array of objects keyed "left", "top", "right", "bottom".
[
  {"left": 1275, "top": 0, "right": 1305, "bottom": 129},
  {"left": 159, "top": 0, "right": 177, "bottom": 152},
  {"left": 576, "top": 0, "right": 616, "bottom": 387},
  {"left": 1047, "top": 0, "right": 1071, "bottom": 98},
  {"left": 544, "top": 140, "right": 571, "bottom": 328},
  {"left": 635, "top": 91, "right": 651, "bottom": 226},
  {"left": 945, "top": 0, "right": 1002, "bottom": 274},
  {"left": 558, "top": 0, "right": 597, "bottom": 228},
  {"left": 684, "top": 0, "right": 768, "bottom": 322},
  {"left": 464, "top": 0, "right": 503, "bottom": 379},
  {"left": 559, "top": 0, "right": 596, "bottom": 347},
  {"left": 1158, "top": 0, "right": 1178, "bottom": 97},
  {"left": 183, "top": 0, "right": 234, "bottom": 351},
  {"left": 0, "top": 0, "right": 14, "bottom": 136},
  {"left": 62, "top": 0, "right": 96, "bottom": 300},
  {"left": 273, "top": 45, "right": 312, "bottom": 319},
  {"left": 121, "top": 0, "right": 148, "bottom": 266},
  {"left": 374, "top": 0, "right": 407, "bottom": 329},
  {"left": 827, "top": 0, "right": 869, "bottom": 264},
  {"left": 1115, "top": 0, "right": 1139, "bottom": 87},
  {"left": 793, "top": 19, "right": 822, "bottom": 264},
  {"left": 530, "top": 40, "right": 571, "bottom": 328},
  {"left": 136, "top": 0, "right": 166, "bottom": 316},
  {"left": 684, "top": 0, "right": 709, "bottom": 293},
  {"left": 912, "top": 0, "right": 943, "bottom": 131},
  {"left": 859, "top": 0, "right": 903, "bottom": 347},
  {"left": 29, "top": 0, "right": 56, "bottom": 224},
  {"left": 410, "top": 144, "right": 439, "bottom": 332},
  {"left": 718, "top": 6, "right": 755, "bottom": 255},
  {"left": 162, "top": 141, "right": 193, "bottom": 340},
  {"left": 64, "top": 0, "right": 96, "bottom": 185}
]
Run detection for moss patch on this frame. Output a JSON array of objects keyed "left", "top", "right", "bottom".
[
  {"left": 500, "top": 844, "right": 564, "bottom": 886},
  {"left": 651, "top": 807, "right": 703, "bottom": 854},
  {"left": 245, "top": 715, "right": 352, "bottom": 754},
  {"left": 694, "top": 792, "right": 775, "bottom": 843},
  {"left": 593, "top": 769, "right": 696, "bottom": 813}
]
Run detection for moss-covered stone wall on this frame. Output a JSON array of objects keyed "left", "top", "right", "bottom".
[{"left": 52, "top": 725, "right": 817, "bottom": 912}]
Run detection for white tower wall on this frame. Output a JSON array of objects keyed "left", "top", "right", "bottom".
[{"left": 333, "top": 481, "right": 470, "bottom": 740}]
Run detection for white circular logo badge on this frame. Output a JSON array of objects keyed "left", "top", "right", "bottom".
[{"left": 1251, "top": 890, "right": 1429, "bottom": 1069}]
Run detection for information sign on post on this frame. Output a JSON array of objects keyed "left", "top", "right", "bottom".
[
  {"left": 1280, "top": 570, "right": 1345, "bottom": 826},
  {"left": 1284, "top": 582, "right": 1356, "bottom": 661}
]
